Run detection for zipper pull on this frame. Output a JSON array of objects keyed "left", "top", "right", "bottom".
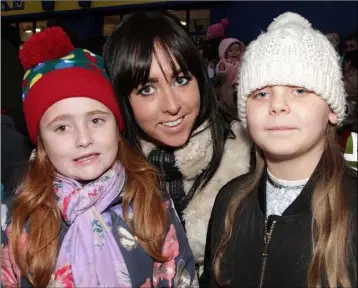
[{"left": 263, "top": 219, "right": 276, "bottom": 256}]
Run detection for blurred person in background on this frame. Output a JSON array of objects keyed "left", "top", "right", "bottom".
[{"left": 1, "top": 23, "right": 32, "bottom": 200}]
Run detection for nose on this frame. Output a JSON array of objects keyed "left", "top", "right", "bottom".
[
  {"left": 269, "top": 90, "right": 290, "bottom": 116},
  {"left": 75, "top": 125, "right": 94, "bottom": 148},
  {"left": 162, "top": 87, "right": 181, "bottom": 115}
]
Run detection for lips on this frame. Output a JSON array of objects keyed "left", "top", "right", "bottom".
[{"left": 74, "top": 153, "right": 99, "bottom": 162}]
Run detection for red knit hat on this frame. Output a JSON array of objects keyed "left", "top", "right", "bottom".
[{"left": 19, "top": 27, "right": 124, "bottom": 145}]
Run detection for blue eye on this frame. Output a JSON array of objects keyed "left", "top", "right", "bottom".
[
  {"left": 254, "top": 92, "right": 269, "bottom": 99},
  {"left": 174, "top": 76, "right": 190, "bottom": 86},
  {"left": 295, "top": 88, "right": 307, "bottom": 94},
  {"left": 138, "top": 85, "right": 156, "bottom": 96}
]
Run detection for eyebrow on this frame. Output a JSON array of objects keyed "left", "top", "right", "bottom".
[{"left": 47, "top": 110, "right": 110, "bottom": 127}]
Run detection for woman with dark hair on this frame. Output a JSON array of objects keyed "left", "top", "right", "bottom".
[{"left": 103, "top": 10, "right": 251, "bottom": 274}]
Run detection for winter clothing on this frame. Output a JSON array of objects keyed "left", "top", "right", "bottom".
[
  {"left": 265, "top": 169, "right": 308, "bottom": 217},
  {"left": 1, "top": 38, "right": 27, "bottom": 136},
  {"left": 344, "top": 132, "right": 358, "bottom": 170},
  {"left": 344, "top": 70, "right": 357, "bottom": 100},
  {"left": 200, "top": 161, "right": 357, "bottom": 287},
  {"left": 237, "top": 12, "right": 347, "bottom": 127},
  {"left": 216, "top": 38, "right": 245, "bottom": 84},
  {"left": 19, "top": 27, "right": 124, "bottom": 144},
  {"left": 1, "top": 26, "right": 199, "bottom": 288},
  {"left": 1, "top": 114, "right": 31, "bottom": 200},
  {"left": 218, "top": 79, "right": 238, "bottom": 119},
  {"left": 343, "top": 67, "right": 357, "bottom": 130},
  {"left": 140, "top": 121, "right": 251, "bottom": 274},
  {"left": 1, "top": 162, "right": 198, "bottom": 287},
  {"left": 207, "top": 19, "right": 228, "bottom": 40}
]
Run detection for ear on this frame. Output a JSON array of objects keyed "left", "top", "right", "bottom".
[{"left": 328, "top": 110, "right": 338, "bottom": 125}]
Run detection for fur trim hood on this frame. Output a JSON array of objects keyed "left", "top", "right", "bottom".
[{"left": 140, "top": 121, "right": 251, "bottom": 270}]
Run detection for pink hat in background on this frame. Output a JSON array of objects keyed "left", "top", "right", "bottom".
[{"left": 207, "top": 18, "right": 228, "bottom": 40}]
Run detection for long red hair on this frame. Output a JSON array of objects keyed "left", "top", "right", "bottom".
[{"left": 10, "top": 136, "right": 167, "bottom": 287}]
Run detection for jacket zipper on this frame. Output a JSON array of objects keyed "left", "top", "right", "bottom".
[{"left": 259, "top": 218, "right": 276, "bottom": 288}]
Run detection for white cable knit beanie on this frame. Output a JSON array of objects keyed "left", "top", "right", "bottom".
[{"left": 237, "top": 12, "right": 346, "bottom": 127}]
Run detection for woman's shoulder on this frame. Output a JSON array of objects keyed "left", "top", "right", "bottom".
[
  {"left": 218, "top": 120, "right": 252, "bottom": 175},
  {"left": 228, "top": 121, "right": 250, "bottom": 141}
]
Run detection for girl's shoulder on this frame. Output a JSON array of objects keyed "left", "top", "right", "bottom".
[
  {"left": 212, "top": 172, "right": 253, "bottom": 215},
  {"left": 1, "top": 201, "right": 24, "bottom": 288},
  {"left": 161, "top": 193, "right": 183, "bottom": 224}
]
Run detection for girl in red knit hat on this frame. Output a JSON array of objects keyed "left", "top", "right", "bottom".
[{"left": 1, "top": 27, "right": 197, "bottom": 287}]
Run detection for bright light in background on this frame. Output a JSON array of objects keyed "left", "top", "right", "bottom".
[
  {"left": 25, "top": 28, "right": 41, "bottom": 33},
  {"left": 180, "top": 21, "right": 186, "bottom": 26}
]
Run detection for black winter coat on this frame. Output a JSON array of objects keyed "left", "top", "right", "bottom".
[{"left": 200, "top": 163, "right": 357, "bottom": 287}]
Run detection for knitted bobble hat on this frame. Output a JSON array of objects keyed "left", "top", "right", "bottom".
[
  {"left": 207, "top": 18, "right": 228, "bottom": 40},
  {"left": 237, "top": 12, "right": 346, "bottom": 127},
  {"left": 19, "top": 27, "right": 124, "bottom": 144}
]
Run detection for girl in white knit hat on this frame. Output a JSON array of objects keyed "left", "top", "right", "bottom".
[{"left": 200, "top": 12, "right": 357, "bottom": 288}]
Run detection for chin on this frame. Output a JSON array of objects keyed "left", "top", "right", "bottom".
[
  {"left": 75, "top": 167, "right": 111, "bottom": 182},
  {"left": 162, "top": 139, "right": 188, "bottom": 148},
  {"left": 74, "top": 173, "right": 102, "bottom": 182},
  {"left": 263, "top": 147, "right": 301, "bottom": 161},
  {"left": 161, "top": 135, "right": 190, "bottom": 148}
]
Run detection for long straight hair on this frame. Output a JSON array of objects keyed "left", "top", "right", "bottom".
[
  {"left": 103, "top": 10, "right": 235, "bottom": 207},
  {"left": 213, "top": 124, "right": 357, "bottom": 287},
  {"left": 10, "top": 135, "right": 168, "bottom": 287}
]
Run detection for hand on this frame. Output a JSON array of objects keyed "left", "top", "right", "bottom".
[
  {"left": 218, "top": 62, "right": 226, "bottom": 71},
  {"left": 208, "top": 60, "right": 216, "bottom": 69}
]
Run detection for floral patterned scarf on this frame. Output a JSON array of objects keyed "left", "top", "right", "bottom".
[{"left": 52, "top": 161, "right": 131, "bottom": 287}]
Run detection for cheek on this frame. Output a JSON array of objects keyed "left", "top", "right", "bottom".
[
  {"left": 184, "top": 82, "right": 201, "bottom": 112},
  {"left": 298, "top": 102, "right": 330, "bottom": 124},
  {"left": 190, "top": 90, "right": 200, "bottom": 111},
  {"left": 42, "top": 135, "right": 65, "bottom": 157},
  {"left": 246, "top": 103, "right": 265, "bottom": 128},
  {"left": 95, "top": 122, "right": 120, "bottom": 147},
  {"left": 42, "top": 136, "right": 72, "bottom": 171},
  {"left": 130, "top": 97, "right": 159, "bottom": 127}
]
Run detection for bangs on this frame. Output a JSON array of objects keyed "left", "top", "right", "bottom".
[
  {"left": 131, "top": 38, "right": 192, "bottom": 88},
  {"left": 104, "top": 11, "right": 203, "bottom": 96}
]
